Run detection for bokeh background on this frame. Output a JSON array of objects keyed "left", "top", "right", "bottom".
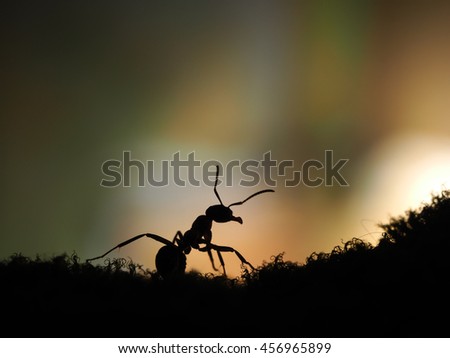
[{"left": 2, "top": 1, "right": 450, "bottom": 277}]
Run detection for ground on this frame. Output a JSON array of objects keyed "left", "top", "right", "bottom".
[{"left": 1, "top": 191, "right": 449, "bottom": 338}]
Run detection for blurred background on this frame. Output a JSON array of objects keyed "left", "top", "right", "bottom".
[{"left": 2, "top": 0, "right": 450, "bottom": 277}]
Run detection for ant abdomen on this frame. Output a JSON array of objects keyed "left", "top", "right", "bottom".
[{"left": 155, "top": 245, "right": 186, "bottom": 279}]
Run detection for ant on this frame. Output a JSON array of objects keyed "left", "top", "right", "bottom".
[{"left": 87, "top": 165, "right": 274, "bottom": 278}]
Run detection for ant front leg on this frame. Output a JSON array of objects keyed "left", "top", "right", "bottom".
[
  {"left": 203, "top": 230, "right": 219, "bottom": 272},
  {"left": 215, "top": 250, "right": 227, "bottom": 276},
  {"left": 200, "top": 243, "right": 255, "bottom": 276}
]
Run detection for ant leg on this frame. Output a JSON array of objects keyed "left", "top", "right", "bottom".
[
  {"left": 202, "top": 230, "right": 218, "bottom": 271},
  {"left": 86, "top": 233, "right": 174, "bottom": 262},
  {"left": 207, "top": 250, "right": 219, "bottom": 271},
  {"left": 216, "top": 250, "right": 227, "bottom": 276},
  {"left": 173, "top": 231, "right": 184, "bottom": 245},
  {"left": 198, "top": 246, "right": 221, "bottom": 273},
  {"left": 205, "top": 243, "right": 255, "bottom": 273}
]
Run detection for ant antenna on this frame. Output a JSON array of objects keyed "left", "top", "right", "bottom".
[
  {"left": 213, "top": 164, "right": 275, "bottom": 207},
  {"left": 228, "top": 189, "right": 275, "bottom": 207},
  {"left": 214, "top": 165, "right": 224, "bottom": 205}
]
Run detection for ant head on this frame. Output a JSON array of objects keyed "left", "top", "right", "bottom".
[
  {"left": 207, "top": 165, "right": 274, "bottom": 224},
  {"left": 206, "top": 205, "right": 243, "bottom": 224}
]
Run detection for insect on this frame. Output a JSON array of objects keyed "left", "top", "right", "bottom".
[{"left": 87, "top": 165, "right": 274, "bottom": 278}]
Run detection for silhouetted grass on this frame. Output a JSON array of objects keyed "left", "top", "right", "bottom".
[{"left": 1, "top": 190, "right": 449, "bottom": 338}]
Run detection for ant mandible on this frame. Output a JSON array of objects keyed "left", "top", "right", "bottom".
[{"left": 86, "top": 165, "right": 274, "bottom": 278}]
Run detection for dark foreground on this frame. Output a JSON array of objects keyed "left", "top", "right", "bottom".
[{"left": 2, "top": 191, "right": 450, "bottom": 338}]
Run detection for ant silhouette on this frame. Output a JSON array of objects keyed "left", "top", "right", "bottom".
[{"left": 87, "top": 165, "right": 274, "bottom": 278}]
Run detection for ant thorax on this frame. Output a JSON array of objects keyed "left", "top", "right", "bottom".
[{"left": 190, "top": 215, "right": 213, "bottom": 232}]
